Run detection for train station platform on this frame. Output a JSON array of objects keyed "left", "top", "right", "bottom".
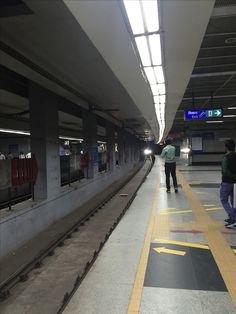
[{"left": 64, "top": 157, "right": 236, "bottom": 314}]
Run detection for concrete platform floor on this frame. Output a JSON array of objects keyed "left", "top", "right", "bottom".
[{"left": 64, "top": 157, "right": 236, "bottom": 314}]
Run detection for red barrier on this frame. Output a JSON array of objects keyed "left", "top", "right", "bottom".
[
  {"left": 80, "top": 154, "right": 89, "bottom": 169},
  {"left": 11, "top": 157, "right": 38, "bottom": 186}
]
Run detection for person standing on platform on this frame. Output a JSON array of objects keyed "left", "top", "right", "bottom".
[
  {"left": 161, "top": 138, "right": 178, "bottom": 193},
  {"left": 220, "top": 139, "right": 236, "bottom": 228}
]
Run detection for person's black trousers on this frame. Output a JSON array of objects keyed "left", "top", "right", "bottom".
[{"left": 165, "top": 162, "right": 178, "bottom": 190}]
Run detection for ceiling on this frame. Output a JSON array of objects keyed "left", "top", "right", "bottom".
[
  {"left": 0, "top": 0, "right": 216, "bottom": 142},
  {"left": 171, "top": 0, "right": 236, "bottom": 134},
  {"left": 0, "top": 0, "right": 151, "bottom": 139}
]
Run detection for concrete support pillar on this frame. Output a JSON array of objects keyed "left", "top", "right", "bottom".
[
  {"left": 83, "top": 111, "right": 98, "bottom": 178},
  {"left": 130, "top": 136, "right": 134, "bottom": 163},
  {"left": 29, "top": 83, "right": 60, "bottom": 200},
  {"left": 106, "top": 122, "right": 115, "bottom": 172},
  {"left": 126, "top": 134, "right": 131, "bottom": 164},
  {"left": 117, "top": 129, "right": 124, "bottom": 166},
  {"left": 124, "top": 131, "right": 130, "bottom": 164}
]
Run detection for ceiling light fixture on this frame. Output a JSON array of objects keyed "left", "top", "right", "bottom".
[
  {"left": 59, "top": 136, "right": 83, "bottom": 141},
  {"left": 154, "top": 66, "right": 165, "bottom": 83},
  {"left": 225, "top": 38, "right": 236, "bottom": 44},
  {"left": 123, "top": 0, "right": 165, "bottom": 143},
  {"left": 160, "top": 95, "right": 166, "bottom": 104},
  {"left": 154, "top": 95, "right": 160, "bottom": 104},
  {"left": 206, "top": 121, "right": 224, "bottom": 123},
  {"left": 228, "top": 107, "right": 236, "bottom": 110},
  {"left": 141, "top": 0, "right": 159, "bottom": 32},
  {"left": 135, "top": 36, "right": 151, "bottom": 66},
  {"left": 158, "top": 83, "right": 166, "bottom": 95},
  {"left": 0, "top": 128, "right": 30, "bottom": 136},
  {"left": 148, "top": 34, "right": 162, "bottom": 65},
  {"left": 223, "top": 115, "right": 236, "bottom": 118},
  {"left": 144, "top": 67, "right": 156, "bottom": 84},
  {"left": 151, "top": 84, "right": 159, "bottom": 95},
  {"left": 123, "top": 1, "right": 144, "bottom": 35}
]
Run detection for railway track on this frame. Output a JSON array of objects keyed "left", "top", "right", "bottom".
[{"left": 0, "top": 161, "right": 152, "bottom": 314}]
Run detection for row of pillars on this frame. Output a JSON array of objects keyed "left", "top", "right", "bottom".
[{"left": 29, "top": 83, "right": 141, "bottom": 201}]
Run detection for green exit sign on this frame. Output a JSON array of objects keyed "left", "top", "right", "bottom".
[{"left": 206, "top": 109, "right": 223, "bottom": 118}]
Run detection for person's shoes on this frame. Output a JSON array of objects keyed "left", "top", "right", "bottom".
[
  {"left": 225, "top": 220, "right": 236, "bottom": 228},
  {"left": 166, "top": 189, "right": 170, "bottom": 193},
  {"left": 224, "top": 218, "right": 231, "bottom": 223},
  {"left": 175, "top": 188, "right": 178, "bottom": 193},
  {"left": 225, "top": 219, "right": 234, "bottom": 226}
]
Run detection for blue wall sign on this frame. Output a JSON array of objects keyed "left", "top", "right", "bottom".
[{"left": 185, "top": 109, "right": 223, "bottom": 120}]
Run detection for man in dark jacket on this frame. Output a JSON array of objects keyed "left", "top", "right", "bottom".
[{"left": 220, "top": 139, "right": 236, "bottom": 228}]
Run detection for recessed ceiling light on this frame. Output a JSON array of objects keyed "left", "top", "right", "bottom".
[
  {"left": 223, "top": 115, "right": 236, "bottom": 118},
  {"left": 0, "top": 128, "right": 30, "bottom": 135},
  {"left": 225, "top": 38, "right": 236, "bottom": 44},
  {"left": 228, "top": 107, "right": 236, "bottom": 110},
  {"left": 206, "top": 121, "right": 223, "bottom": 123}
]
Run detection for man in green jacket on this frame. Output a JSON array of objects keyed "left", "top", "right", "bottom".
[
  {"left": 161, "top": 138, "right": 178, "bottom": 193},
  {"left": 220, "top": 139, "right": 236, "bottom": 228}
]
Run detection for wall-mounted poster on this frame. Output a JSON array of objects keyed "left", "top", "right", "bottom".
[{"left": 191, "top": 137, "right": 202, "bottom": 152}]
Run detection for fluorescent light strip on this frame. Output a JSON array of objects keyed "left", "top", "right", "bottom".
[
  {"left": 141, "top": 0, "right": 159, "bottom": 33},
  {"left": 0, "top": 128, "right": 30, "bottom": 136},
  {"left": 158, "top": 83, "right": 166, "bottom": 95},
  {"left": 151, "top": 84, "right": 159, "bottom": 95},
  {"left": 154, "top": 66, "right": 165, "bottom": 83},
  {"left": 123, "top": 1, "right": 144, "bottom": 35},
  {"left": 59, "top": 136, "right": 83, "bottom": 141},
  {"left": 224, "top": 115, "right": 236, "bottom": 117},
  {"left": 135, "top": 36, "right": 151, "bottom": 66},
  {"left": 160, "top": 95, "right": 166, "bottom": 104},
  {"left": 144, "top": 67, "right": 156, "bottom": 84},
  {"left": 154, "top": 95, "right": 160, "bottom": 104},
  {"left": 0, "top": 129, "right": 85, "bottom": 142},
  {"left": 148, "top": 34, "right": 162, "bottom": 65},
  {"left": 123, "top": 0, "right": 165, "bottom": 143},
  {"left": 228, "top": 107, "right": 236, "bottom": 110},
  {"left": 206, "top": 121, "right": 224, "bottom": 123}
]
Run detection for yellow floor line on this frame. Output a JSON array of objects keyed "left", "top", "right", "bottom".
[
  {"left": 159, "top": 207, "right": 176, "bottom": 210},
  {"left": 177, "top": 169, "right": 236, "bottom": 307},
  {"left": 206, "top": 207, "right": 222, "bottom": 211},
  {"left": 155, "top": 238, "right": 209, "bottom": 250},
  {"left": 160, "top": 209, "right": 192, "bottom": 215},
  {"left": 160, "top": 208, "right": 222, "bottom": 215},
  {"left": 127, "top": 182, "right": 159, "bottom": 314}
]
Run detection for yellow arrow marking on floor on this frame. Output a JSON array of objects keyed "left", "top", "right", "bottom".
[
  {"left": 153, "top": 247, "right": 186, "bottom": 256},
  {"left": 160, "top": 210, "right": 192, "bottom": 215},
  {"left": 206, "top": 207, "right": 222, "bottom": 211},
  {"left": 155, "top": 239, "right": 210, "bottom": 250}
]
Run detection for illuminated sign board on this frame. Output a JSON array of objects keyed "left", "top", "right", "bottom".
[{"left": 185, "top": 109, "right": 223, "bottom": 120}]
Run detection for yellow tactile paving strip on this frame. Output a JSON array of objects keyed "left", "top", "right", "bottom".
[
  {"left": 127, "top": 168, "right": 236, "bottom": 314},
  {"left": 177, "top": 169, "right": 236, "bottom": 307},
  {"left": 127, "top": 182, "right": 159, "bottom": 314}
]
